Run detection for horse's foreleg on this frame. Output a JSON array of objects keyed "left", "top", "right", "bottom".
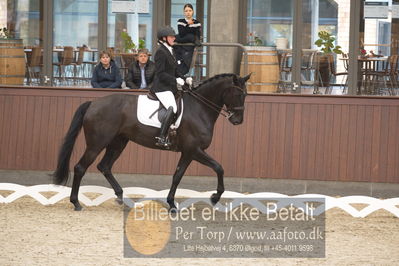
[
  {"left": 167, "top": 153, "right": 192, "bottom": 211},
  {"left": 97, "top": 136, "right": 129, "bottom": 205},
  {"left": 193, "top": 148, "right": 224, "bottom": 205},
  {"left": 71, "top": 148, "right": 102, "bottom": 211}
]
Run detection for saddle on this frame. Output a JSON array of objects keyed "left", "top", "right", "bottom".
[
  {"left": 147, "top": 90, "right": 183, "bottom": 123},
  {"left": 145, "top": 91, "right": 184, "bottom": 150}
]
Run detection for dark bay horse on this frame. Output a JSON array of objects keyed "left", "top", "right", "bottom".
[{"left": 53, "top": 73, "right": 250, "bottom": 211}]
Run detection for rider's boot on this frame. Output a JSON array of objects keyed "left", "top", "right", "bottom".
[{"left": 155, "top": 107, "right": 174, "bottom": 148}]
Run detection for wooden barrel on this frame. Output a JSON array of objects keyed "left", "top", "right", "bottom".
[
  {"left": 241, "top": 46, "right": 279, "bottom": 93},
  {"left": 0, "top": 39, "right": 26, "bottom": 85}
]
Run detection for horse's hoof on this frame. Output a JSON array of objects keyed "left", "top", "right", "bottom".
[
  {"left": 210, "top": 193, "right": 220, "bottom": 205},
  {"left": 169, "top": 207, "right": 178, "bottom": 214},
  {"left": 71, "top": 201, "right": 82, "bottom": 211},
  {"left": 115, "top": 197, "right": 124, "bottom": 205}
]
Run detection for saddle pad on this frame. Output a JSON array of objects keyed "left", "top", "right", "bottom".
[{"left": 137, "top": 95, "right": 184, "bottom": 129}]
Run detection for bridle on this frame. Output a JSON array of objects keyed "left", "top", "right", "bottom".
[{"left": 186, "top": 84, "right": 246, "bottom": 118}]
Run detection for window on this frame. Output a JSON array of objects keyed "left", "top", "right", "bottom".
[{"left": 247, "top": 0, "right": 293, "bottom": 47}]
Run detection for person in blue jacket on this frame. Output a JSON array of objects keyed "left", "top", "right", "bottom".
[{"left": 91, "top": 50, "right": 122, "bottom": 88}]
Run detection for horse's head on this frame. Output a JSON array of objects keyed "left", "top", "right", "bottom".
[{"left": 223, "top": 74, "right": 251, "bottom": 125}]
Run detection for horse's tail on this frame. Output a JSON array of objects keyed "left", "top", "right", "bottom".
[{"left": 53, "top": 101, "right": 92, "bottom": 185}]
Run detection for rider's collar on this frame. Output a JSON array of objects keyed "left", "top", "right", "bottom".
[{"left": 161, "top": 41, "right": 174, "bottom": 56}]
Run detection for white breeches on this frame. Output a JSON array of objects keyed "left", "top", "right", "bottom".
[{"left": 155, "top": 91, "right": 177, "bottom": 114}]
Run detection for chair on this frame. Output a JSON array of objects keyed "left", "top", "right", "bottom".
[
  {"left": 311, "top": 53, "right": 347, "bottom": 95},
  {"left": 301, "top": 51, "right": 317, "bottom": 81},
  {"left": 367, "top": 55, "right": 398, "bottom": 95},
  {"left": 107, "top": 47, "right": 115, "bottom": 58},
  {"left": 53, "top": 46, "right": 74, "bottom": 85},
  {"left": 120, "top": 53, "right": 136, "bottom": 79},
  {"left": 328, "top": 53, "right": 348, "bottom": 94},
  {"left": 277, "top": 52, "right": 292, "bottom": 92},
  {"left": 82, "top": 48, "right": 98, "bottom": 81},
  {"left": 393, "top": 55, "right": 399, "bottom": 95},
  {"left": 26, "top": 46, "right": 43, "bottom": 85},
  {"left": 300, "top": 51, "right": 322, "bottom": 93},
  {"left": 71, "top": 46, "right": 85, "bottom": 84}
]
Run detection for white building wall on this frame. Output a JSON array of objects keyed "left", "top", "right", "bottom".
[{"left": 335, "top": 0, "right": 351, "bottom": 73}]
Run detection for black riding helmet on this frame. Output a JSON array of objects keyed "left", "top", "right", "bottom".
[
  {"left": 157, "top": 26, "right": 176, "bottom": 39},
  {"left": 157, "top": 26, "right": 176, "bottom": 46}
]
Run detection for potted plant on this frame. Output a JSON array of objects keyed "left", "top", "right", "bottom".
[
  {"left": 138, "top": 39, "right": 146, "bottom": 49},
  {"left": 120, "top": 30, "right": 136, "bottom": 53},
  {"left": 314, "top": 30, "right": 343, "bottom": 88},
  {"left": 120, "top": 31, "right": 147, "bottom": 52},
  {"left": 119, "top": 31, "right": 147, "bottom": 70},
  {"left": 247, "top": 32, "right": 263, "bottom": 46},
  {"left": 0, "top": 27, "right": 14, "bottom": 38}
]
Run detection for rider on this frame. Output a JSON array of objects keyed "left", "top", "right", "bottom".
[{"left": 152, "top": 26, "right": 192, "bottom": 148}]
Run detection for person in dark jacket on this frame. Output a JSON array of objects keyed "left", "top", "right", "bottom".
[
  {"left": 151, "top": 26, "right": 192, "bottom": 148},
  {"left": 125, "top": 48, "right": 155, "bottom": 90},
  {"left": 91, "top": 50, "right": 122, "bottom": 88},
  {"left": 174, "top": 3, "right": 202, "bottom": 75}
]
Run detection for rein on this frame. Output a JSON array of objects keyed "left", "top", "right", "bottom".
[{"left": 186, "top": 85, "right": 245, "bottom": 118}]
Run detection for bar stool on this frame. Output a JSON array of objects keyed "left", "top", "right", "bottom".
[
  {"left": 277, "top": 52, "right": 292, "bottom": 92},
  {"left": 328, "top": 53, "right": 348, "bottom": 94},
  {"left": 26, "top": 46, "right": 43, "bottom": 85},
  {"left": 71, "top": 46, "right": 85, "bottom": 84},
  {"left": 53, "top": 46, "right": 74, "bottom": 85},
  {"left": 368, "top": 55, "right": 398, "bottom": 95}
]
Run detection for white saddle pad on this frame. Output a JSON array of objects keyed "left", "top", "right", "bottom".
[{"left": 137, "top": 95, "right": 184, "bottom": 129}]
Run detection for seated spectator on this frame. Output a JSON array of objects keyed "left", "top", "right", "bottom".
[
  {"left": 91, "top": 50, "right": 122, "bottom": 88},
  {"left": 125, "top": 48, "right": 155, "bottom": 90}
]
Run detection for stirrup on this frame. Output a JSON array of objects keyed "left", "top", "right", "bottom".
[{"left": 155, "top": 136, "right": 171, "bottom": 148}]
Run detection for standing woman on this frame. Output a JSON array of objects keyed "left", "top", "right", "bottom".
[
  {"left": 175, "top": 3, "right": 202, "bottom": 75},
  {"left": 151, "top": 26, "right": 192, "bottom": 148},
  {"left": 91, "top": 50, "right": 122, "bottom": 88}
]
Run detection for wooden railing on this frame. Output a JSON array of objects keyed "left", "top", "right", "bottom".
[{"left": 1, "top": 86, "right": 399, "bottom": 183}]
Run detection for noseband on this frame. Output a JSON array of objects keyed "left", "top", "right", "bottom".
[{"left": 187, "top": 85, "right": 246, "bottom": 119}]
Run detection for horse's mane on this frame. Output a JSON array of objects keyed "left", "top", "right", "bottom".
[{"left": 192, "top": 73, "right": 238, "bottom": 90}]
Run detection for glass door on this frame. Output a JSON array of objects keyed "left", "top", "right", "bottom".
[
  {"left": 107, "top": 0, "right": 153, "bottom": 82},
  {"left": 300, "top": 0, "right": 351, "bottom": 95},
  {"left": 359, "top": 0, "right": 399, "bottom": 95},
  {"left": 53, "top": 0, "right": 98, "bottom": 86},
  {"left": 107, "top": 0, "right": 153, "bottom": 51},
  {"left": 246, "top": 0, "right": 294, "bottom": 93},
  {"left": 170, "top": 0, "right": 206, "bottom": 39},
  {"left": 0, "top": 0, "right": 43, "bottom": 86},
  {"left": 169, "top": 0, "right": 207, "bottom": 79}
]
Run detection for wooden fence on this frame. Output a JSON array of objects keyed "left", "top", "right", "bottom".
[{"left": 0, "top": 86, "right": 398, "bottom": 183}]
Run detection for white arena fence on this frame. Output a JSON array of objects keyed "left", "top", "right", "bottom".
[{"left": 0, "top": 183, "right": 398, "bottom": 218}]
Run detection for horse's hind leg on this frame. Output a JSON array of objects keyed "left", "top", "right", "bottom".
[
  {"left": 193, "top": 148, "right": 225, "bottom": 205},
  {"left": 167, "top": 153, "right": 192, "bottom": 211},
  {"left": 70, "top": 147, "right": 103, "bottom": 211},
  {"left": 97, "top": 136, "right": 128, "bottom": 205}
]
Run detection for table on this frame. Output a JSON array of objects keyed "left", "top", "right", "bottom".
[
  {"left": 340, "top": 56, "right": 389, "bottom": 94},
  {"left": 53, "top": 48, "right": 98, "bottom": 63},
  {"left": 357, "top": 56, "right": 388, "bottom": 94}
]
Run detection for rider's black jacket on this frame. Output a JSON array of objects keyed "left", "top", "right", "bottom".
[{"left": 151, "top": 43, "right": 184, "bottom": 94}]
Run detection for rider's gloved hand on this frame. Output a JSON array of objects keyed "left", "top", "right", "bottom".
[
  {"left": 176, "top": 78, "right": 185, "bottom": 86},
  {"left": 185, "top": 77, "right": 193, "bottom": 86}
]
